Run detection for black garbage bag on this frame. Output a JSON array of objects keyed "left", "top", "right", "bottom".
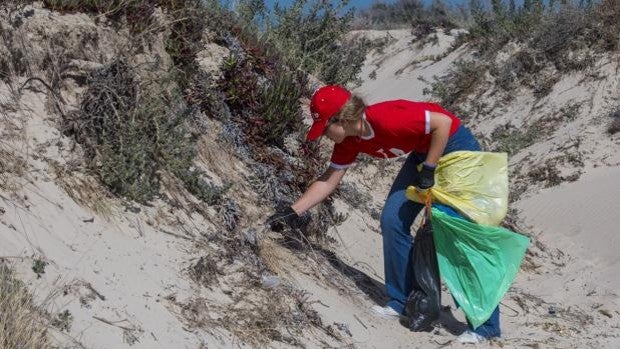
[{"left": 405, "top": 222, "right": 441, "bottom": 331}]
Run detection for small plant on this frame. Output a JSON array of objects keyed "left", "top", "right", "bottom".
[
  {"left": 527, "top": 165, "right": 563, "bottom": 188},
  {"left": 51, "top": 309, "right": 73, "bottom": 332},
  {"left": 532, "top": 73, "right": 560, "bottom": 99},
  {"left": 608, "top": 110, "right": 620, "bottom": 135},
  {"left": 337, "top": 182, "right": 373, "bottom": 212},
  {"left": 559, "top": 103, "right": 582, "bottom": 122},
  {"left": 31, "top": 258, "right": 47, "bottom": 279},
  {"left": 491, "top": 122, "right": 546, "bottom": 155},
  {"left": 189, "top": 255, "right": 221, "bottom": 289},
  {"left": 423, "top": 60, "right": 487, "bottom": 111}
]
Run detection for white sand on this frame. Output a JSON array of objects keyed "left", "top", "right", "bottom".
[{"left": 517, "top": 166, "right": 620, "bottom": 306}]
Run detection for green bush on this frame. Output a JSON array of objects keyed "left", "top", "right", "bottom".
[
  {"left": 63, "top": 59, "right": 225, "bottom": 204},
  {"left": 467, "top": 0, "right": 620, "bottom": 65},
  {"left": 258, "top": 0, "right": 367, "bottom": 85},
  {"left": 421, "top": 0, "right": 620, "bottom": 108},
  {"left": 260, "top": 70, "right": 304, "bottom": 146},
  {"left": 354, "top": 0, "right": 459, "bottom": 33}
]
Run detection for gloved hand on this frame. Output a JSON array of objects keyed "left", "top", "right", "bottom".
[
  {"left": 416, "top": 163, "right": 436, "bottom": 190},
  {"left": 266, "top": 206, "right": 301, "bottom": 232}
]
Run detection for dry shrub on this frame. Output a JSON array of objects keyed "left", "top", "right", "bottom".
[
  {"left": 50, "top": 161, "right": 114, "bottom": 217},
  {"left": 490, "top": 118, "right": 550, "bottom": 155},
  {"left": 353, "top": 0, "right": 458, "bottom": 33},
  {"left": 595, "top": 0, "right": 620, "bottom": 51},
  {"left": 608, "top": 110, "right": 620, "bottom": 135},
  {"left": 0, "top": 146, "right": 27, "bottom": 178},
  {"left": 42, "top": 0, "right": 158, "bottom": 34},
  {"left": 0, "top": 3, "right": 30, "bottom": 82},
  {"left": 441, "top": 1, "right": 620, "bottom": 101},
  {"left": 189, "top": 255, "right": 222, "bottom": 289},
  {"left": 423, "top": 59, "right": 488, "bottom": 112},
  {"left": 178, "top": 285, "right": 337, "bottom": 348},
  {"left": 0, "top": 142, "right": 28, "bottom": 193},
  {"left": 530, "top": 8, "right": 589, "bottom": 63},
  {"left": 0, "top": 263, "right": 51, "bottom": 349},
  {"left": 61, "top": 58, "right": 226, "bottom": 204},
  {"left": 257, "top": 238, "right": 290, "bottom": 276}
]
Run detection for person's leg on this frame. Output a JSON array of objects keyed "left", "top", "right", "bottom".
[
  {"left": 380, "top": 153, "right": 425, "bottom": 314},
  {"left": 472, "top": 306, "right": 501, "bottom": 338},
  {"left": 443, "top": 125, "right": 481, "bottom": 154}
]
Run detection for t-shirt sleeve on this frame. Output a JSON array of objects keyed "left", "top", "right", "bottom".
[
  {"left": 329, "top": 140, "right": 358, "bottom": 169},
  {"left": 382, "top": 100, "right": 431, "bottom": 137}
]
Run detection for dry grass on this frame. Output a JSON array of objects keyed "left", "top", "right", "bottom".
[
  {"left": 50, "top": 160, "right": 115, "bottom": 218},
  {"left": 0, "top": 263, "right": 51, "bottom": 349},
  {"left": 175, "top": 279, "right": 340, "bottom": 348},
  {"left": 0, "top": 146, "right": 27, "bottom": 189},
  {"left": 0, "top": 118, "right": 29, "bottom": 195},
  {"left": 508, "top": 289, "right": 594, "bottom": 338}
]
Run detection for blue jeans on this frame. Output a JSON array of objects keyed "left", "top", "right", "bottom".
[{"left": 379, "top": 125, "right": 501, "bottom": 337}]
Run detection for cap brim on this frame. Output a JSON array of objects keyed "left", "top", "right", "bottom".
[{"left": 306, "top": 119, "right": 328, "bottom": 141}]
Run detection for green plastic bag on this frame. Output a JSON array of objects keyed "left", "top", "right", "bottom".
[{"left": 430, "top": 207, "right": 530, "bottom": 328}]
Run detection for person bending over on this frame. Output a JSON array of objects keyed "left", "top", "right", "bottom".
[{"left": 268, "top": 85, "right": 500, "bottom": 343}]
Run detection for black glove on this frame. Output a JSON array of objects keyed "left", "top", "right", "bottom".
[
  {"left": 416, "top": 163, "right": 436, "bottom": 190},
  {"left": 267, "top": 206, "right": 301, "bottom": 232}
]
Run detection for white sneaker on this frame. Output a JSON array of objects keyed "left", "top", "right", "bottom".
[
  {"left": 371, "top": 305, "right": 401, "bottom": 320},
  {"left": 457, "top": 330, "right": 486, "bottom": 344}
]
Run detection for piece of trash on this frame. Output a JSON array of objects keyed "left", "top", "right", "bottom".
[
  {"left": 599, "top": 309, "right": 613, "bottom": 318},
  {"left": 548, "top": 306, "right": 557, "bottom": 315},
  {"left": 334, "top": 322, "right": 352, "bottom": 337},
  {"left": 242, "top": 229, "right": 258, "bottom": 246},
  {"left": 83, "top": 217, "right": 94, "bottom": 223},
  {"left": 261, "top": 274, "right": 280, "bottom": 289}
]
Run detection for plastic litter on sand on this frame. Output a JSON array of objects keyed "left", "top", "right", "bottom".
[
  {"left": 371, "top": 305, "right": 400, "bottom": 320},
  {"left": 457, "top": 330, "right": 486, "bottom": 344}
]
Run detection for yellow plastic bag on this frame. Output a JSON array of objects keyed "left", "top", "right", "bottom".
[{"left": 406, "top": 151, "right": 508, "bottom": 226}]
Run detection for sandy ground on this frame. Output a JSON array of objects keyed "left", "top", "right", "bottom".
[{"left": 516, "top": 165, "right": 620, "bottom": 305}]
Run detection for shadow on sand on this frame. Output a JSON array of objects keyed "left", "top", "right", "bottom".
[{"left": 310, "top": 243, "right": 468, "bottom": 335}]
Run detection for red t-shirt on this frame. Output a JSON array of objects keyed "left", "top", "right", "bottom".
[{"left": 330, "top": 100, "right": 461, "bottom": 168}]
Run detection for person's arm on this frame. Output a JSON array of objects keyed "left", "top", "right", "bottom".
[
  {"left": 413, "top": 112, "right": 452, "bottom": 190},
  {"left": 291, "top": 166, "right": 347, "bottom": 215},
  {"left": 425, "top": 112, "right": 453, "bottom": 166}
]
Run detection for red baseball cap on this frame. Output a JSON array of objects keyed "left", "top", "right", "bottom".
[{"left": 307, "top": 85, "right": 351, "bottom": 141}]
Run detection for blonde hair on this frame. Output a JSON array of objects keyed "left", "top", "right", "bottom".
[{"left": 335, "top": 94, "right": 366, "bottom": 122}]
